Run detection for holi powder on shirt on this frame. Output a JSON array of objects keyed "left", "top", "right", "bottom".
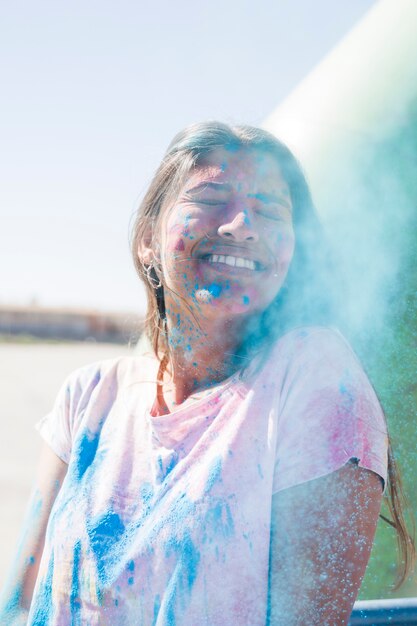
[
  {"left": 27, "top": 553, "right": 54, "bottom": 625},
  {"left": 26, "top": 327, "right": 388, "bottom": 625}
]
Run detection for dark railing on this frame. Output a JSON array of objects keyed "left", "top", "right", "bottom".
[{"left": 349, "top": 597, "right": 417, "bottom": 625}]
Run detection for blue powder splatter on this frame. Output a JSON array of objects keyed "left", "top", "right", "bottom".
[
  {"left": 164, "top": 529, "right": 201, "bottom": 625},
  {"left": 204, "top": 500, "right": 234, "bottom": 539},
  {"left": 28, "top": 553, "right": 54, "bottom": 625},
  {"left": 242, "top": 295, "right": 250, "bottom": 305},
  {"left": 127, "top": 559, "right": 135, "bottom": 572},
  {"left": 140, "top": 482, "right": 154, "bottom": 511},
  {"left": 0, "top": 583, "right": 22, "bottom": 620},
  {"left": 152, "top": 594, "right": 161, "bottom": 626},
  {"left": 157, "top": 451, "right": 179, "bottom": 483},
  {"left": 205, "top": 456, "right": 222, "bottom": 492},
  {"left": 72, "top": 428, "right": 100, "bottom": 481},
  {"left": 208, "top": 283, "right": 222, "bottom": 298},
  {"left": 70, "top": 540, "right": 82, "bottom": 622},
  {"left": 339, "top": 377, "right": 355, "bottom": 411},
  {"left": 127, "top": 576, "right": 134, "bottom": 586},
  {"left": 87, "top": 511, "right": 125, "bottom": 584}
]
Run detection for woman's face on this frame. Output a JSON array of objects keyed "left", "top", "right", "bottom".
[{"left": 158, "top": 147, "right": 295, "bottom": 319}]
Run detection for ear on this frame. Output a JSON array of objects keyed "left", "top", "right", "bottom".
[{"left": 137, "top": 224, "right": 160, "bottom": 267}]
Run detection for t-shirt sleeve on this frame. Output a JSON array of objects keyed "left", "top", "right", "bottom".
[
  {"left": 272, "top": 328, "right": 388, "bottom": 495},
  {"left": 34, "top": 363, "right": 102, "bottom": 464}
]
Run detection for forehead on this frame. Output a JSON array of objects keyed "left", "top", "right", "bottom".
[{"left": 184, "top": 147, "right": 289, "bottom": 194}]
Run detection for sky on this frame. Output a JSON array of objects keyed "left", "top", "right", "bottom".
[{"left": 1, "top": 0, "right": 376, "bottom": 314}]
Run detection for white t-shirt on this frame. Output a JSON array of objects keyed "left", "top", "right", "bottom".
[{"left": 28, "top": 326, "right": 388, "bottom": 625}]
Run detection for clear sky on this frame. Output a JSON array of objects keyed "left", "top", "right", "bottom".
[{"left": 1, "top": 0, "right": 376, "bottom": 314}]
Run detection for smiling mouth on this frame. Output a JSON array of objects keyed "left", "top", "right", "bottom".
[{"left": 201, "top": 254, "right": 262, "bottom": 271}]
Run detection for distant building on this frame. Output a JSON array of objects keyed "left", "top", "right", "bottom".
[{"left": 0, "top": 305, "right": 143, "bottom": 344}]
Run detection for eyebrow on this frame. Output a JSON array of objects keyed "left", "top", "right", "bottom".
[{"left": 185, "top": 181, "right": 233, "bottom": 194}]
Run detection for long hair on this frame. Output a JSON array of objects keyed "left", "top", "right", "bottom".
[{"left": 130, "top": 120, "right": 415, "bottom": 587}]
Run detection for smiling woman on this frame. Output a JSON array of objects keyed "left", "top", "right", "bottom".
[{"left": 0, "top": 121, "right": 414, "bottom": 626}]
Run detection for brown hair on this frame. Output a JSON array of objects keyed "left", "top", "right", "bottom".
[{"left": 130, "top": 120, "right": 415, "bottom": 587}]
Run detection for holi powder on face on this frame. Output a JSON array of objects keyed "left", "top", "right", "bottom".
[
  {"left": 174, "top": 238, "right": 185, "bottom": 252},
  {"left": 195, "top": 283, "right": 222, "bottom": 304}
]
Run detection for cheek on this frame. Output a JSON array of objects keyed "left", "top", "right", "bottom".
[
  {"left": 164, "top": 223, "right": 189, "bottom": 254},
  {"left": 271, "top": 227, "right": 295, "bottom": 266},
  {"left": 174, "top": 238, "right": 185, "bottom": 252}
]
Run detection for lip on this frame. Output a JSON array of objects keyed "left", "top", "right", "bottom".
[
  {"left": 198, "top": 259, "right": 262, "bottom": 278},
  {"left": 195, "top": 246, "right": 267, "bottom": 271}
]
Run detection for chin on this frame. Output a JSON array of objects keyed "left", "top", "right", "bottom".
[{"left": 195, "top": 287, "right": 273, "bottom": 319}]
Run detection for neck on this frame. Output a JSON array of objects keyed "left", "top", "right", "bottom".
[{"left": 160, "top": 307, "right": 251, "bottom": 405}]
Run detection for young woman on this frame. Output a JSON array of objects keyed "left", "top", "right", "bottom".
[{"left": 0, "top": 122, "right": 414, "bottom": 625}]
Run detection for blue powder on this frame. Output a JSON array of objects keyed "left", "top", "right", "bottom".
[
  {"left": 0, "top": 582, "right": 22, "bottom": 619},
  {"left": 163, "top": 529, "right": 201, "bottom": 625},
  {"left": 181, "top": 531, "right": 200, "bottom": 590},
  {"left": 70, "top": 540, "right": 82, "bottom": 621},
  {"left": 140, "top": 482, "right": 154, "bottom": 511},
  {"left": 208, "top": 283, "right": 222, "bottom": 298},
  {"left": 339, "top": 378, "right": 355, "bottom": 411},
  {"left": 87, "top": 511, "right": 125, "bottom": 583},
  {"left": 127, "top": 559, "right": 135, "bottom": 572},
  {"left": 205, "top": 456, "right": 222, "bottom": 492},
  {"left": 73, "top": 429, "right": 100, "bottom": 481},
  {"left": 157, "top": 452, "right": 179, "bottom": 483},
  {"left": 152, "top": 594, "right": 161, "bottom": 626},
  {"left": 205, "top": 500, "right": 234, "bottom": 539},
  {"left": 127, "top": 576, "right": 134, "bottom": 586},
  {"left": 242, "top": 295, "right": 250, "bottom": 305},
  {"left": 28, "top": 553, "right": 54, "bottom": 625}
]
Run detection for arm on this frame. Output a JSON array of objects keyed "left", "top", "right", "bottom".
[
  {"left": 268, "top": 461, "right": 383, "bottom": 626},
  {"left": 0, "top": 442, "right": 68, "bottom": 625}
]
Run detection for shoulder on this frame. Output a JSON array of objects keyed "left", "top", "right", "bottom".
[
  {"left": 269, "top": 325, "right": 383, "bottom": 422},
  {"left": 60, "top": 353, "right": 157, "bottom": 406},
  {"left": 277, "top": 324, "right": 353, "bottom": 353},
  {"left": 270, "top": 325, "right": 359, "bottom": 373}
]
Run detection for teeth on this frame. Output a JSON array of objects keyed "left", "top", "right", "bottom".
[{"left": 207, "top": 254, "right": 256, "bottom": 270}]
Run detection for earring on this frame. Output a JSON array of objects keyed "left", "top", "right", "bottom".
[{"left": 145, "top": 263, "right": 162, "bottom": 289}]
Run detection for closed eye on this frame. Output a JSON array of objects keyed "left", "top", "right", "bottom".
[
  {"left": 197, "top": 199, "right": 227, "bottom": 206},
  {"left": 183, "top": 193, "right": 228, "bottom": 207},
  {"left": 256, "top": 204, "right": 292, "bottom": 221}
]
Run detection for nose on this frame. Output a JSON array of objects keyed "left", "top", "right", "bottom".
[{"left": 217, "top": 208, "right": 259, "bottom": 242}]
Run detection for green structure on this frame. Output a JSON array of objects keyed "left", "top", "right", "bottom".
[{"left": 264, "top": 0, "right": 417, "bottom": 599}]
